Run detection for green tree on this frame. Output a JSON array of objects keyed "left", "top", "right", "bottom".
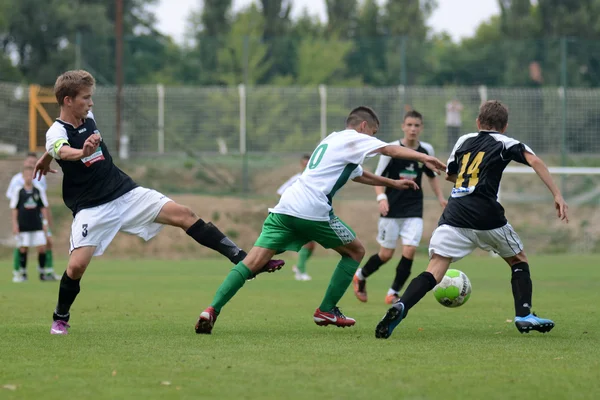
[
  {"left": 325, "top": 0, "right": 358, "bottom": 39},
  {"left": 259, "top": 0, "right": 294, "bottom": 83}
]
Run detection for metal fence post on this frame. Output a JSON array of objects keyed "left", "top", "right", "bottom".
[
  {"left": 319, "top": 84, "right": 327, "bottom": 140},
  {"left": 157, "top": 84, "right": 165, "bottom": 154}
]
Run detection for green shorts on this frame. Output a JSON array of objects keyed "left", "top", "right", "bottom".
[{"left": 254, "top": 213, "right": 356, "bottom": 252}]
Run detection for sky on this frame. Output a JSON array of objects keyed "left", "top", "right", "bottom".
[{"left": 154, "top": 0, "right": 500, "bottom": 44}]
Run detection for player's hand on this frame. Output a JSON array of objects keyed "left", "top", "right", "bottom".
[
  {"left": 82, "top": 134, "right": 101, "bottom": 157},
  {"left": 12, "top": 226, "right": 18, "bottom": 236},
  {"left": 34, "top": 157, "right": 56, "bottom": 180},
  {"left": 439, "top": 198, "right": 448, "bottom": 209},
  {"left": 378, "top": 198, "right": 389, "bottom": 216},
  {"left": 393, "top": 179, "right": 419, "bottom": 191},
  {"left": 423, "top": 155, "right": 446, "bottom": 175},
  {"left": 554, "top": 195, "right": 569, "bottom": 223}
]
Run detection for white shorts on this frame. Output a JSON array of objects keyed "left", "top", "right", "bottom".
[
  {"left": 16, "top": 231, "right": 47, "bottom": 248},
  {"left": 428, "top": 223, "right": 524, "bottom": 262},
  {"left": 70, "top": 187, "right": 172, "bottom": 256},
  {"left": 377, "top": 217, "right": 423, "bottom": 249}
]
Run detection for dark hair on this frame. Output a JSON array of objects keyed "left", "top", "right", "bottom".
[
  {"left": 345, "top": 106, "right": 380, "bottom": 129},
  {"left": 403, "top": 110, "right": 423, "bottom": 122},
  {"left": 26, "top": 152, "right": 37, "bottom": 158},
  {"left": 478, "top": 100, "right": 508, "bottom": 131},
  {"left": 302, "top": 153, "right": 311, "bottom": 160}
]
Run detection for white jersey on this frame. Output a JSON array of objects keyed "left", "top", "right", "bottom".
[
  {"left": 271, "top": 129, "right": 388, "bottom": 221},
  {"left": 276, "top": 172, "right": 302, "bottom": 196},
  {"left": 6, "top": 172, "right": 47, "bottom": 200}
]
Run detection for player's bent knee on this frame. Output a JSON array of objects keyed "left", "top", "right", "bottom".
[
  {"left": 378, "top": 248, "right": 394, "bottom": 262},
  {"left": 504, "top": 251, "right": 528, "bottom": 266}
]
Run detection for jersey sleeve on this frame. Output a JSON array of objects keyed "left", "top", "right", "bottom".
[
  {"left": 38, "top": 188, "right": 49, "bottom": 207},
  {"left": 349, "top": 165, "right": 364, "bottom": 180},
  {"left": 9, "top": 188, "right": 20, "bottom": 209},
  {"left": 420, "top": 142, "right": 437, "bottom": 178},
  {"left": 346, "top": 134, "right": 388, "bottom": 165},
  {"left": 276, "top": 174, "right": 300, "bottom": 196},
  {"left": 501, "top": 137, "right": 535, "bottom": 166},
  {"left": 46, "top": 123, "right": 69, "bottom": 160},
  {"left": 6, "top": 174, "right": 19, "bottom": 200}
]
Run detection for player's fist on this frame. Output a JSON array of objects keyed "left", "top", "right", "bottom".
[
  {"left": 378, "top": 198, "right": 389, "bottom": 216},
  {"left": 82, "top": 134, "right": 101, "bottom": 157},
  {"left": 423, "top": 155, "right": 446, "bottom": 175}
]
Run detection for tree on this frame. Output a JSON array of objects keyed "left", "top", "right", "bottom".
[
  {"left": 259, "top": 0, "right": 294, "bottom": 83},
  {"left": 186, "top": 0, "right": 233, "bottom": 84},
  {"left": 325, "top": 0, "right": 358, "bottom": 39}
]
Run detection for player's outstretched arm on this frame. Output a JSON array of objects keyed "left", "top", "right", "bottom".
[
  {"left": 354, "top": 170, "right": 419, "bottom": 191},
  {"left": 378, "top": 145, "right": 446, "bottom": 174},
  {"left": 524, "top": 152, "right": 569, "bottom": 223},
  {"left": 34, "top": 152, "right": 57, "bottom": 180}
]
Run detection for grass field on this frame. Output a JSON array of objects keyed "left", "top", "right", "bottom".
[{"left": 1, "top": 255, "right": 599, "bottom": 400}]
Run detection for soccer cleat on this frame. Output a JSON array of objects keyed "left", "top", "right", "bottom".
[
  {"left": 300, "top": 273, "right": 312, "bottom": 281},
  {"left": 50, "top": 320, "right": 70, "bottom": 335},
  {"left": 292, "top": 265, "right": 303, "bottom": 281},
  {"left": 248, "top": 259, "right": 285, "bottom": 280},
  {"left": 40, "top": 273, "right": 59, "bottom": 281},
  {"left": 12, "top": 274, "right": 26, "bottom": 283},
  {"left": 514, "top": 313, "right": 555, "bottom": 334},
  {"left": 352, "top": 275, "right": 367, "bottom": 302},
  {"left": 195, "top": 307, "right": 218, "bottom": 334},
  {"left": 385, "top": 293, "right": 400, "bottom": 305},
  {"left": 313, "top": 307, "right": 356, "bottom": 328},
  {"left": 375, "top": 302, "right": 406, "bottom": 339}
]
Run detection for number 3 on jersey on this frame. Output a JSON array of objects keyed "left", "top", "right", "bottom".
[
  {"left": 308, "top": 144, "right": 328, "bottom": 169},
  {"left": 455, "top": 151, "right": 485, "bottom": 189}
]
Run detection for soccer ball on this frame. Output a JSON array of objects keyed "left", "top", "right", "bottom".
[{"left": 433, "top": 269, "right": 472, "bottom": 308}]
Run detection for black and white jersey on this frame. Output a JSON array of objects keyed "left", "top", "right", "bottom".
[
  {"left": 10, "top": 186, "right": 48, "bottom": 232},
  {"left": 45, "top": 111, "right": 137, "bottom": 216},
  {"left": 374, "top": 140, "right": 436, "bottom": 218},
  {"left": 439, "top": 131, "right": 534, "bottom": 230}
]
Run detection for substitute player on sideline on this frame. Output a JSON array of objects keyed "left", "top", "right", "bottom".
[
  {"left": 35, "top": 70, "right": 283, "bottom": 335},
  {"left": 195, "top": 106, "right": 446, "bottom": 334},
  {"left": 376, "top": 100, "right": 568, "bottom": 339},
  {"left": 353, "top": 110, "right": 447, "bottom": 304}
]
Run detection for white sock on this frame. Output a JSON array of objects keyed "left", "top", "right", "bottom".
[
  {"left": 387, "top": 288, "right": 398, "bottom": 296},
  {"left": 355, "top": 268, "right": 365, "bottom": 281}
]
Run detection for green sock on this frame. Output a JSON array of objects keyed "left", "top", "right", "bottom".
[
  {"left": 210, "top": 262, "right": 253, "bottom": 313},
  {"left": 46, "top": 250, "right": 53, "bottom": 268},
  {"left": 318, "top": 257, "right": 360, "bottom": 312},
  {"left": 13, "top": 248, "right": 20, "bottom": 272},
  {"left": 296, "top": 247, "right": 312, "bottom": 274}
]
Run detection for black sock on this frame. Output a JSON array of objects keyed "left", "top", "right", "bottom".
[
  {"left": 361, "top": 254, "right": 385, "bottom": 279},
  {"left": 511, "top": 262, "right": 532, "bottom": 317},
  {"left": 39, "top": 253, "right": 47, "bottom": 269},
  {"left": 391, "top": 256, "right": 413, "bottom": 292},
  {"left": 53, "top": 271, "right": 81, "bottom": 322},
  {"left": 397, "top": 271, "right": 437, "bottom": 312},
  {"left": 19, "top": 251, "right": 27, "bottom": 269},
  {"left": 186, "top": 219, "right": 247, "bottom": 264}
]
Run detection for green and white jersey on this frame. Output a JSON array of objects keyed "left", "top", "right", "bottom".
[{"left": 270, "top": 129, "right": 388, "bottom": 221}]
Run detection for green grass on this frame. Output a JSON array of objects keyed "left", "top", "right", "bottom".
[{"left": 1, "top": 255, "right": 599, "bottom": 400}]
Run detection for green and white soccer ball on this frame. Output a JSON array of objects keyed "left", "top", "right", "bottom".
[{"left": 433, "top": 269, "right": 472, "bottom": 308}]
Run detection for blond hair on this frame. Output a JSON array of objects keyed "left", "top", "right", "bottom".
[{"left": 54, "top": 70, "right": 96, "bottom": 106}]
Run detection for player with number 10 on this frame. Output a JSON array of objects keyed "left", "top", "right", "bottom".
[{"left": 195, "top": 106, "right": 447, "bottom": 334}]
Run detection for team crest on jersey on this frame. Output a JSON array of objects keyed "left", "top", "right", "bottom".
[
  {"left": 81, "top": 149, "right": 105, "bottom": 167},
  {"left": 400, "top": 164, "right": 418, "bottom": 181},
  {"left": 24, "top": 197, "right": 37, "bottom": 209}
]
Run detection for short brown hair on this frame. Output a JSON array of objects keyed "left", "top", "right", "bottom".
[
  {"left": 346, "top": 106, "right": 380, "bottom": 129},
  {"left": 478, "top": 100, "right": 508, "bottom": 131},
  {"left": 403, "top": 110, "right": 423, "bottom": 122},
  {"left": 54, "top": 70, "right": 96, "bottom": 106}
]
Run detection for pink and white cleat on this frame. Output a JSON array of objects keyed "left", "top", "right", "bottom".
[
  {"left": 195, "top": 307, "right": 218, "bottom": 334},
  {"left": 50, "top": 320, "right": 70, "bottom": 335}
]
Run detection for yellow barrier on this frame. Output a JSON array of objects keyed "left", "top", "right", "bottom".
[{"left": 28, "top": 85, "right": 58, "bottom": 152}]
